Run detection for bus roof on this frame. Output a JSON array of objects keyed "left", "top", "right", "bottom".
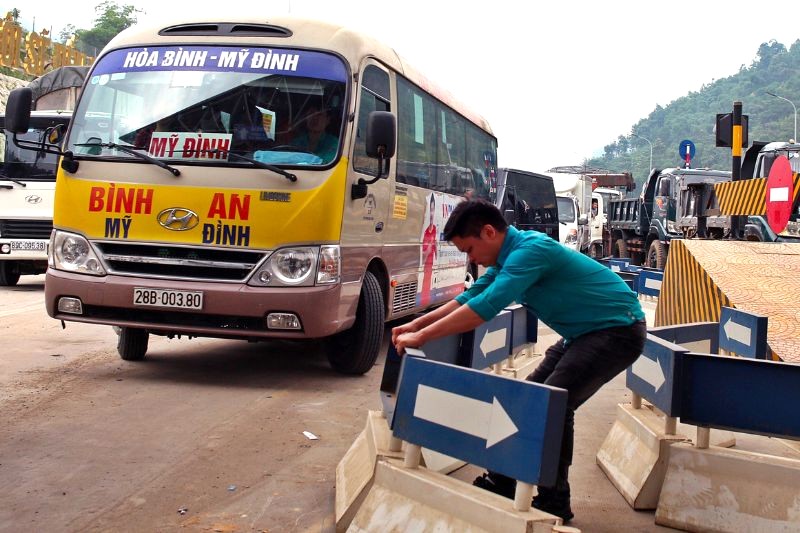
[{"left": 101, "top": 16, "right": 493, "bottom": 136}]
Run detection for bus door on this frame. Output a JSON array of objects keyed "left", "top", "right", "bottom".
[{"left": 343, "top": 62, "right": 392, "bottom": 255}]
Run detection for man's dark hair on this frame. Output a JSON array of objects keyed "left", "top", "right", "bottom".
[{"left": 443, "top": 199, "right": 508, "bottom": 240}]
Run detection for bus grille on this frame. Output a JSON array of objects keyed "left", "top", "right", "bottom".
[
  {"left": 0, "top": 219, "right": 53, "bottom": 239},
  {"left": 93, "top": 241, "right": 267, "bottom": 281},
  {"left": 392, "top": 281, "right": 418, "bottom": 313}
]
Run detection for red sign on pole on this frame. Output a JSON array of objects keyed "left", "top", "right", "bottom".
[{"left": 765, "top": 155, "right": 794, "bottom": 234}]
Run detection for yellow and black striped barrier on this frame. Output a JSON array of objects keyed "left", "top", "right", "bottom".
[{"left": 715, "top": 172, "right": 800, "bottom": 215}]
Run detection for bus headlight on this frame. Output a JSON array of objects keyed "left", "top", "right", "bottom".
[
  {"left": 249, "top": 246, "right": 341, "bottom": 287},
  {"left": 50, "top": 230, "right": 106, "bottom": 276},
  {"left": 272, "top": 247, "right": 315, "bottom": 284}
]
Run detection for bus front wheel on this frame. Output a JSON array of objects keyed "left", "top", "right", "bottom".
[
  {"left": 326, "top": 270, "right": 385, "bottom": 375},
  {"left": 117, "top": 327, "right": 149, "bottom": 361}
]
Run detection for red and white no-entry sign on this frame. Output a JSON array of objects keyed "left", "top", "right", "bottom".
[{"left": 766, "top": 155, "right": 794, "bottom": 234}]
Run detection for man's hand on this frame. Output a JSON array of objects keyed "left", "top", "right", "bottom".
[
  {"left": 391, "top": 321, "right": 418, "bottom": 345},
  {"left": 394, "top": 331, "right": 424, "bottom": 355}
]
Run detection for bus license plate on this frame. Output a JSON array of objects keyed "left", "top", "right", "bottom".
[
  {"left": 133, "top": 288, "right": 203, "bottom": 310},
  {"left": 11, "top": 240, "right": 45, "bottom": 251}
]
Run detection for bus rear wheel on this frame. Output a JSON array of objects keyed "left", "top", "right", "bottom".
[
  {"left": 117, "top": 327, "right": 149, "bottom": 361},
  {"left": 326, "top": 270, "right": 385, "bottom": 375}
]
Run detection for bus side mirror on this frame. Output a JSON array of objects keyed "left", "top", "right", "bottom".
[
  {"left": 365, "top": 111, "right": 396, "bottom": 159},
  {"left": 352, "top": 111, "right": 397, "bottom": 200},
  {"left": 6, "top": 88, "right": 32, "bottom": 134}
]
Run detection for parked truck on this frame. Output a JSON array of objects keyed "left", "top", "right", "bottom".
[
  {"left": 586, "top": 173, "right": 635, "bottom": 258},
  {"left": 607, "top": 167, "right": 731, "bottom": 268},
  {"left": 0, "top": 66, "right": 86, "bottom": 285},
  {"left": 549, "top": 169, "right": 592, "bottom": 252}
]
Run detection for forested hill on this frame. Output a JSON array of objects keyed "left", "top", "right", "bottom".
[{"left": 586, "top": 40, "right": 800, "bottom": 191}]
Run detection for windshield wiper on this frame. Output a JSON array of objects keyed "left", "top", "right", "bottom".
[
  {"left": 205, "top": 149, "right": 297, "bottom": 182},
  {"left": 0, "top": 173, "right": 27, "bottom": 188},
  {"left": 74, "top": 142, "right": 181, "bottom": 177}
]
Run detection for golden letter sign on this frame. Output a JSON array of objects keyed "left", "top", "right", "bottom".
[{"left": 1, "top": 13, "right": 93, "bottom": 77}]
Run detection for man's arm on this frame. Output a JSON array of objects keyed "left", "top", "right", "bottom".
[
  {"left": 394, "top": 302, "right": 484, "bottom": 354},
  {"left": 391, "top": 299, "right": 461, "bottom": 345}
]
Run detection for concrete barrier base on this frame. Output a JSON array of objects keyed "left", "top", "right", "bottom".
[
  {"left": 501, "top": 348, "right": 542, "bottom": 380},
  {"left": 596, "top": 403, "right": 689, "bottom": 509},
  {"left": 655, "top": 443, "right": 800, "bottom": 532},
  {"left": 347, "top": 458, "right": 579, "bottom": 533},
  {"left": 335, "top": 410, "right": 403, "bottom": 532}
]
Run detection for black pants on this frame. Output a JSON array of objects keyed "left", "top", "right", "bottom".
[{"left": 524, "top": 320, "right": 647, "bottom": 498}]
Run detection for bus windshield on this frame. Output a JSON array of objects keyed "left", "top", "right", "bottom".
[{"left": 68, "top": 46, "right": 348, "bottom": 167}]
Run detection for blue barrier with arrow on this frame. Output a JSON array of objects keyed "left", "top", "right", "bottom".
[{"left": 393, "top": 356, "right": 567, "bottom": 485}]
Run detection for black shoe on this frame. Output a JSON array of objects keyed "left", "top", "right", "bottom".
[
  {"left": 532, "top": 494, "right": 574, "bottom": 523},
  {"left": 472, "top": 471, "right": 516, "bottom": 499}
]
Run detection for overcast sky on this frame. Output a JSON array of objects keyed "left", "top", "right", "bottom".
[{"left": 15, "top": 0, "right": 800, "bottom": 173}]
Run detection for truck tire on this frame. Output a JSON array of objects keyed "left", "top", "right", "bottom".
[
  {"left": 647, "top": 240, "right": 667, "bottom": 270},
  {"left": 326, "top": 270, "right": 385, "bottom": 375},
  {"left": 613, "top": 239, "right": 629, "bottom": 259},
  {"left": 0, "top": 262, "right": 20, "bottom": 286},
  {"left": 589, "top": 243, "right": 604, "bottom": 259},
  {"left": 117, "top": 327, "right": 149, "bottom": 361}
]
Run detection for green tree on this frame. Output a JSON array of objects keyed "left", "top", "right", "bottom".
[
  {"left": 74, "top": 1, "right": 140, "bottom": 56},
  {"left": 586, "top": 39, "right": 800, "bottom": 193}
]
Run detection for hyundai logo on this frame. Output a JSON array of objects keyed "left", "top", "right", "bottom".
[
  {"left": 156, "top": 207, "right": 200, "bottom": 231},
  {"left": 25, "top": 195, "right": 42, "bottom": 204}
]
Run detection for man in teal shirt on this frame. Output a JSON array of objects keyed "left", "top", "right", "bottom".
[{"left": 393, "top": 199, "right": 646, "bottom": 523}]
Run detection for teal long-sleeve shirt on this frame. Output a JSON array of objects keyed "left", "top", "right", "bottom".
[{"left": 455, "top": 226, "right": 644, "bottom": 342}]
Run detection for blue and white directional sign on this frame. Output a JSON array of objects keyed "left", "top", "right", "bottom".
[
  {"left": 679, "top": 139, "right": 696, "bottom": 160},
  {"left": 680, "top": 353, "right": 800, "bottom": 439},
  {"left": 718, "top": 307, "right": 768, "bottom": 359},
  {"left": 380, "top": 335, "right": 462, "bottom": 425},
  {"left": 464, "top": 309, "right": 512, "bottom": 369},
  {"left": 393, "top": 357, "right": 567, "bottom": 485},
  {"left": 637, "top": 269, "right": 663, "bottom": 297},
  {"left": 650, "top": 322, "right": 719, "bottom": 354},
  {"left": 506, "top": 304, "right": 538, "bottom": 350},
  {"left": 626, "top": 334, "right": 687, "bottom": 416},
  {"left": 608, "top": 259, "right": 629, "bottom": 273}
]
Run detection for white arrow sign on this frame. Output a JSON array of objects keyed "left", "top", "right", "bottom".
[
  {"left": 644, "top": 277, "right": 662, "bottom": 291},
  {"left": 723, "top": 317, "right": 752, "bottom": 346},
  {"left": 632, "top": 355, "right": 666, "bottom": 391},
  {"left": 414, "top": 384, "right": 518, "bottom": 448},
  {"left": 479, "top": 328, "right": 507, "bottom": 357}
]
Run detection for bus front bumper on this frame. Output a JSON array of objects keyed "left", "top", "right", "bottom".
[{"left": 44, "top": 269, "right": 360, "bottom": 339}]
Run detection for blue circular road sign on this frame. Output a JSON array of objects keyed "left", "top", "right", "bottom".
[{"left": 679, "top": 139, "right": 696, "bottom": 160}]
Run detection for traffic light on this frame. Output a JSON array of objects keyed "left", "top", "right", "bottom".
[{"left": 715, "top": 113, "right": 749, "bottom": 148}]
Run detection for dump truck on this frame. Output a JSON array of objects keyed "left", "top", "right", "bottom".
[{"left": 607, "top": 167, "right": 731, "bottom": 268}]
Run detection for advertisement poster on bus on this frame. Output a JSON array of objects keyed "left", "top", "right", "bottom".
[{"left": 418, "top": 192, "right": 466, "bottom": 306}]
